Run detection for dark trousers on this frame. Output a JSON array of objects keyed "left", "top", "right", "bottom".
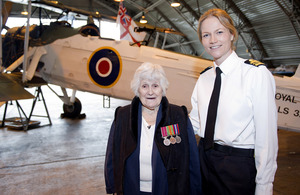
[
  {"left": 198, "top": 139, "right": 256, "bottom": 195},
  {"left": 140, "top": 192, "right": 151, "bottom": 195}
]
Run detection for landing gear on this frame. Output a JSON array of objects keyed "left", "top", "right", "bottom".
[
  {"left": 46, "top": 86, "right": 86, "bottom": 119},
  {"left": 62, "top": 98, "right": 84, "bottom": 118}
]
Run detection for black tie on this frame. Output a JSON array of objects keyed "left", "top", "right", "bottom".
[{"left": 204, "top": 67, "right": 222, "bottom": 150}]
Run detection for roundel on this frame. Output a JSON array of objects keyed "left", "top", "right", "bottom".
[{"left": 87, "top": 47, "right": 122, "bottom": 88}]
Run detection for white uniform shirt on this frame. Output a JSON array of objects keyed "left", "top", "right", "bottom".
[{"left": 190, "top": 51, "right": 278, "bottom": 195}]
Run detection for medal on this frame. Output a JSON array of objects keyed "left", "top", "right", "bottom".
[
  {"left": 161, "top": 126, "right": 170, "bottom": 146},
  {"left": 163, "top": 138, "right": 170, "bottom": 146},
  {"left": 173, "top": 124, "right": 181, "bottom": 143},
  {"left": 170, "top": 136, "right": 176, "bottom": 144},
  {"left": 160, "top": 123, "right": 181, "bottom": 146},
  {"left": 175, "top": 135, "right": 181, "bottom": 143}
]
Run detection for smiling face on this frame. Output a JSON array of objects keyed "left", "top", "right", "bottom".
[
  {"left": 200, "top": 16, "right": 234, "bottom": 65},
  {"left": 138, "top": 79, "right": 163, "bottom": 110}
]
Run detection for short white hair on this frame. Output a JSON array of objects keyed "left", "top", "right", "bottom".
[{"left": 131, "top": 62, "right": 169, "bottom": 97}]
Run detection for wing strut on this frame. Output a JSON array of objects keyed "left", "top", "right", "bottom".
[{"left": 22, "top": 0, "right": 32, "bottom": 82}]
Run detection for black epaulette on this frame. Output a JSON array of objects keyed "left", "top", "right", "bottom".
[
  {"left": 200, "top": 66, "right": 212, "bottom": 75},
  {"left": 244, "top": 59, "right": 264, "bottom": 67}
]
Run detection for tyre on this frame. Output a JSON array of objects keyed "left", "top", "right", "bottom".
[{"left": 62, "top": 98, "right": 82, "bottom": 118}]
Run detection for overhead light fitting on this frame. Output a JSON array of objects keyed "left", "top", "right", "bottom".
[
  {"left": 114, "top": 0, "right": 124, "bottom": 2},
  {"left": 140, "top": 12, "right": 147, "bottom": 24},
  {"left": 171, "top": 1, "right": 181, "bottom": 7},
  {"left": 21, "top": 10, "right": 28, "bottom": 15},
  {"left": 21, "top": 6, "right": 28, "bottom": 15}
]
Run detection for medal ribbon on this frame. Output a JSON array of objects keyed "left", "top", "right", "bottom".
[
  {"left": 174, "top": 124, "right": 180, "bottom": 135},
  {"left": 161, "top": 126, "right": 168, "bottom": 137},
  {"left": 161, "top": 124, "right": 180, "bottom": 137},
  {"left": 167, "top": 125, "right": 173, "bottom": 136}
]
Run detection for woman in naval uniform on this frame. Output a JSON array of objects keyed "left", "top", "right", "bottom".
[
  {"left": 189, "top": 8, "right": 278, "bottom": 195},
  {"left": 105, "top": 62, "right": 202, "bottom": 195}
]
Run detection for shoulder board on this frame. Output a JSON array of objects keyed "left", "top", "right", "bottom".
[
  {"left": 200, "top": 66, "right": 212, "bottom": 75},
  {"left": 244, "top": 59, "right": 264, "bottom": 67}
]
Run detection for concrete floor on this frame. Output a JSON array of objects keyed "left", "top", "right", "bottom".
[{"left": 0, "top": 85, "right": 299, "bottom": 195}]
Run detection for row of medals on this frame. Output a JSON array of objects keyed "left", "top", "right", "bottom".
[{"left": 163, "top": 135, "right": 181, "bottom": 146}]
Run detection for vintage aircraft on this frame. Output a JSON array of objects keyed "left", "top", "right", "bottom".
[
  {"left": 1, "top": 0, "right": 300, "bottom": 132},
  {"left": 274, "top": 67, "right": 300, "bottom": 132},
  {"left": 0, "top": 0, "right": 212, "bottom": 122}
]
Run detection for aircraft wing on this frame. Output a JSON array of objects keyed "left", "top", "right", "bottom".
[
  {"left": 135, "top": 22, "right": 186, "bottom": 37},
  {"left": 0, "top": 73, "right": 34, "bottom": 101},
  {"left": 2, "top": 1, "right": 13, "bottom": 29}
]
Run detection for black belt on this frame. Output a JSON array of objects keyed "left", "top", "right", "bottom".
[{"left": 213, "top": 143, "right": 254, "bottom": 157}]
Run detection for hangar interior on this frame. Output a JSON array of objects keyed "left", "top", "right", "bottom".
[
  {"left": 3, "top": 0, "right": 300, "bottom": 70},
  {"left": 1, "top": 0, "right": 300, "bottom": 195}
]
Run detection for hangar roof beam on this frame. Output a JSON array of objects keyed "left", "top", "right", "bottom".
[{"left": 274, "top": 0, "right": 300, "bottom": 41}]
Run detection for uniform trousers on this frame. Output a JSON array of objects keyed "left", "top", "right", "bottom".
[{"left": 198, "top": 139, "right": 256, "bottom": 195}]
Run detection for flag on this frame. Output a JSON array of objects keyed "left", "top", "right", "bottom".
[{"left": 116, "top": 2, "right": 146, "bottom": 46}]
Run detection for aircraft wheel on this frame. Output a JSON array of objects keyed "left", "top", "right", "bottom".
[{"left": 62, "top": 98, "right": 82, "bottom": 118}]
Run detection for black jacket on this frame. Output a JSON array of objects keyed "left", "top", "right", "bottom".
[{"left": 105, "top": 96, "right": 202, "bottom": 195}]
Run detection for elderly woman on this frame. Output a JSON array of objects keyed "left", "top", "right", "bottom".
[{"left": 105, "top": 62, "right": 202, "bottom": 195}]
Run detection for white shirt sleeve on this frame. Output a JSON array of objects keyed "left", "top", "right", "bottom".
[
  {"left": 189, "top": 80, "right": 201, "bottom": 136},
  {"left": 251, "top": 66, "right": 278, "bottom": 195}
]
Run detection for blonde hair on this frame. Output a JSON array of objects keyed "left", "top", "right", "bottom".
[
  {"left": 197, "top": 8, "right": 238, "bottom": 50},
  {"left": 131, "top": 62, "right": 169, "bottom": 97}
]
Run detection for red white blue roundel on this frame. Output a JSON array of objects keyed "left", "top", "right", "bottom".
[{"left": 87, "top": 47, "right": 122, "bottom": 88}]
